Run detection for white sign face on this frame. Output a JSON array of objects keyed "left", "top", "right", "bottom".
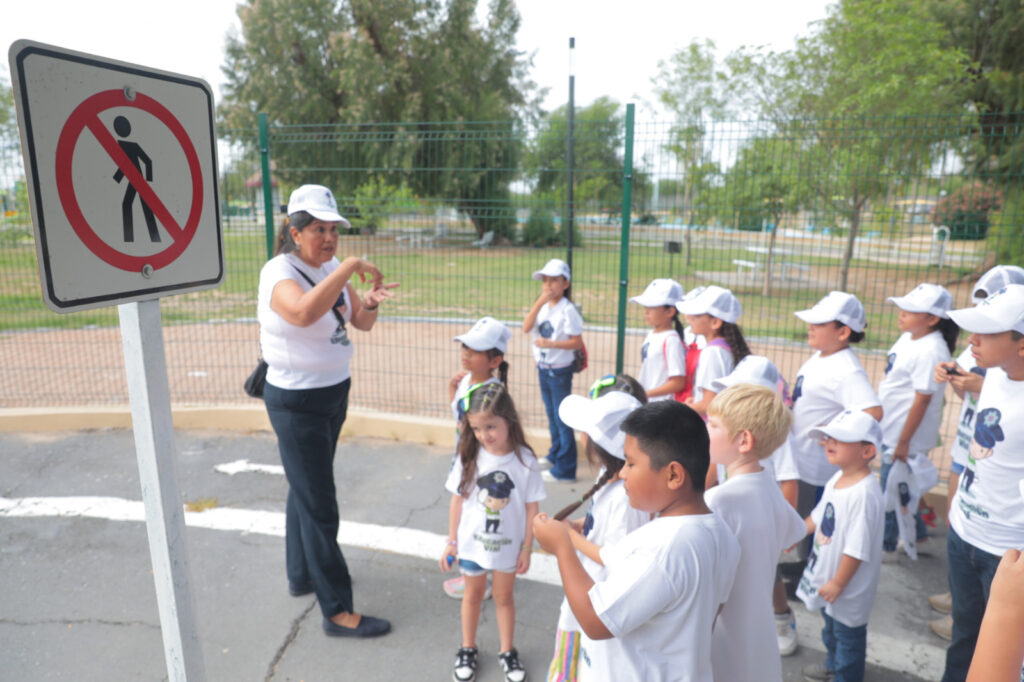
[{"left": 8, "top": 40, "right": 224, "bottom": 313}]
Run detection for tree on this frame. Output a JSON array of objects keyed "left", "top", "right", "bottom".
[{"left": 218, "top": 0, "right": 538, "bottom": 236}]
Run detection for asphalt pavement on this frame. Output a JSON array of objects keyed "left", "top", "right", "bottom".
[{"left": 0, "top": 428, "right": 950, "bottom": 681}]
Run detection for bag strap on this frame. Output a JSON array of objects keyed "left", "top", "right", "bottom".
[{"left": 290, "top": 262, "right": 346, "bottom": 327}]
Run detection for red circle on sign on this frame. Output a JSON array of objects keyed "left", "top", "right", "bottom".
[{"left": 55, "top": 89, "right": 204, "bottom": 272}]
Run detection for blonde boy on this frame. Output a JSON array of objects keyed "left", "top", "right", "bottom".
[{"left": 705, "top": 384, "right": 806, "bottom": 682}]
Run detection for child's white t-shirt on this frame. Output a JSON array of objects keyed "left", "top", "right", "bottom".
[
  {"left": 791, "top": 349, "right": 881, "bottom": 486},
  {"left": 637, "top": 329, "right": 686, "bottom": 402},
  {"left": 950, "top": 348, "right": 983, "bottom": 470},
  {"left": 797, "top": 471, "right": 884, "bottom": 628},
  {"left": 705, "top": 469, "right": 806, "bottom": 682},
  {"left": 529, "top": 297, "right": 584, "bottom": 368},
  {"left": 588, "top": 514, "right": 740, "bottom": 682},
  {"left": 950, "top": 367, "right": 1024, "bottom": 556},
  {"left": 878, "top": 330, "right": 950, "bottom": 454},
  {"left": 766, "top": 436, "right": 800, "bottom": 482},
  {"left": 445, "top": 446, "right": 546, "bottom": 570},
  {"left": 692, "top": 343, "right": 734, "bottom": 405}
]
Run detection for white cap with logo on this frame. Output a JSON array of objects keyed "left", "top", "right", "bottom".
[
  {"left": 886, "top": 283, "right": 953, "bottom": 319},
  {"left": 794, "top": 291, "right": 867, "bottom": 333},
  {"left": 532, "top": 259, "right": 571, "bottom": 282},
  {"left": 287, "top": 184, "right": 350, "bottom": 226},
  {"left": 630, "top": 279, "right": 684, "bottom": 308},
  {"left": 949, "top": 284, "right": 1024, "bottom": 335},
  {"left": 454, "top": 316, "right": 512, "bottom": 353},
  {"left": 558, "top": 392, "right": 642, "bottom": 460},
  {"left": 809, "top": 409, "right": 883, "bottom": 453},
  {"left": 676, "top": 285, "right": 742, "bottom": 323},
  {"left": 973, "top": 265, "right": 1024, "bottom": 303}
]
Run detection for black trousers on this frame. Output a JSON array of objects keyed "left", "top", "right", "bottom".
[{"left": 264, "top": 378, "right": 353, "bottom": 618}]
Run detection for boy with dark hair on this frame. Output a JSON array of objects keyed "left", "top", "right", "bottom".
[{"left": 534, "top": 401, "right": 740, "bottom": 681}]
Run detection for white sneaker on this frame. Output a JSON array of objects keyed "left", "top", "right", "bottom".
[{"left": 776, "top": 610, "right": 798, "bottom": 656}]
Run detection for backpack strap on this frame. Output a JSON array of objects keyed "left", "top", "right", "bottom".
[{"left": 290, "top": 262, "right": 346, "bottom": 327}]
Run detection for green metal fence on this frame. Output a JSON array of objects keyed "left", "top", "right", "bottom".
[{"left": 2, "top": 110, "right": 1022, "bottom": 483}]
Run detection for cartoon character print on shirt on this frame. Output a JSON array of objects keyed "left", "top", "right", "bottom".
[
  {"left": 582, "top": 510, "right": 595, "bottom": 537},
  {"left": 970, "top": 408, "right": 1004, "bottom": 461},
  {"left": 806, "top": 501, "right": 837, "bottom": 573},
  {"left": 791, "top": 375, "right": 804, "bottom": 404},
  {"left": 898, "top": 482, "right": 911, "bottom": 509},
  {"left": 537, "top": 320, "right": 554, "bottom": 363},
  {"left": 885, "top": 352, "right": 896, "bottom": 374},
  {"left": 641, "top": 341, "right": 650, "bottom": 362},
  {"left": 477, "top": 470, "right": 515, "bottom": 535}
]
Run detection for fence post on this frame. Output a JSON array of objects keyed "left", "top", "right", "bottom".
[
  {"left": 565, "top": 37, "right": 575, "bottom": 271},
  {"left": 615, "top": 104, "right": 635, "bottom": 374},
  {"left": 258, "top": 113, "right": 275, "bottom": 260}
]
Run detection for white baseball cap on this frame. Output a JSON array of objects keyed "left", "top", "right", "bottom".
[
  {"left": 973, "top": 265, "right": 1024, "bottom": 303},
  {"left": 794, "top": 291, "right": 867, "bottom": 333},
  {"left": 809, "top": 410, "right": 883, "bottom": 453},
  {"left": 287, "top": 184, "right": 350, "bottom": 226},
  {"left": 454, "top": 316, "right": 512, "bottom": 353},
  {"left": 948, "top": 284, "right": 1024, "bottom": 335},
  {"left": 532, "top": 258, "right": 571, "bottom": 281},
  {"left": 558, "top": 392, "right": 642, "bottom": 460},
  {"left": 886, "top": 283, "right": 953, "bottom": 319},
  {"left": 630, "top": 279, "right": 684, "bottom": 307},
  {"left": 676, "top": 285, "right": 742, "bottom": 323},
  {"left": 683, "top": 285, "right": 707, "bottom": 301},
  {"left": 709, "top": 355, "right": 781, "bottom": 394}
]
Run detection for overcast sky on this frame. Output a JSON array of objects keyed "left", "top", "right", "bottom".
[{"left": 5, "top": 0, "right": 832, "bottom": 115}]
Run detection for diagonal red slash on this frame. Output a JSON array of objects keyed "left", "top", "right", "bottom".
[{"left": 84, "top": 115, "right": 184, "bottom": 241}]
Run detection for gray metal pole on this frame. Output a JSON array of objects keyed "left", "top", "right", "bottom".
[
  {"left": 615, "top": 104, "right": 635, "bottom": 374},
  {"left": 566, "top": 37, "right": 575, "bottom": 272}
]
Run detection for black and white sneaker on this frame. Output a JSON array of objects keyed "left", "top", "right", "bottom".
[
  {"left": 498, "top": 648, "right": 527, "bottom": 682},
  {"left": 452, "top": 646, "right": 478, "bottom": 682}
]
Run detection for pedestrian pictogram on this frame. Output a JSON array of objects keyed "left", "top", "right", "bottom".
[{"left": 8, "top": 40, "right": 223, "bottom": 313}]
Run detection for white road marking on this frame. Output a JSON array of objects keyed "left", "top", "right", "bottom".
[
  {"left": 0, "top": 495, "right": 560, "bottom": 587},
  {"left": 213, "top": 459, "right": 285, "bottom": 476}
]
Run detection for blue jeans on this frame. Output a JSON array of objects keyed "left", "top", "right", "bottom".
[
  {"left": 821, "top": 609, "right": 867, "bottom": 682},
  {"left": 878, "top": 453, "right": 927, "bottom": 552},
  {"left": 265, "top": 379, "right": 353, "bottom": 620},
  {"left": 538, "top": 364, "right": 577, "bottom": 479},
  {"left": 942, "top": 526, "right": 1002, "bottom": 682}
]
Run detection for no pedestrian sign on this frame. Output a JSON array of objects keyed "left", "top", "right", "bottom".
[{"left": 9, "top": 40, "right": 224, "bottom": 312}]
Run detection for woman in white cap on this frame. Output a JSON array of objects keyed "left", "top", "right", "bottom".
[
  {"left": 258, "top": 184, "right": 398, "bottom": 638},
  {"left": 523, "top": 258, "right": 584, "bottom": 482}
]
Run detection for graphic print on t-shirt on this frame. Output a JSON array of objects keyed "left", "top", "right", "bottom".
[
  {"left": 477, "top": 470, "right": 515, "bottom": 535},
  {"left": 971, "top": 408, "right": 1004, "bottom": 461},
  {"left": 885, "top": 352, "right": 896, "bottom": 374},
  {"left": 641, "top": 341, "right": 649, "bottom": 362},
  {"left": 792, "top": 375, "right": 804, "bottom": 403},
  {"left": 806, "top": 502, "right": 836, "bottom": 573}
]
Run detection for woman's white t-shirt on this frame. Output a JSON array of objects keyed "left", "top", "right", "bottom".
[
  {"left": 797, "top": 471, "right": 884, "bottom": 628},
  {"left": 950, "top": 367, "right": 1024, "bottom": 556},
  {"left": 588, "top": 514, "right": 740, "bottom": 682},
  {"left": 258, "top": 253, "right": 353, "bottom": 390},
  {"left": 790, "top": 349, "right": 881, "bottom": 486},
  {"left": 705, "top": 469, "right": 807, "bottom": 682},
  {"left": 444, "top": 445, "right": 546, "bottom": 571},
  {"left": 529, "top": 297, "right": 583, "bottom": 368},
  {"left": 692, "top": 343, "right": 734, "bottom": 404},
  {"left": 637, "top": 330, "right": 686, "bottom": 402},
  {"left": 878, "top": 330, "right": 951, "bottom": 454}
]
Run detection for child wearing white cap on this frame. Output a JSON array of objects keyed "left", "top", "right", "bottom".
[
  {"left": 704, "top": 384, "right": 806, "bottom": 682},
  {"left": 929, "top": 265, "right": 1024, "bottom": 637},
  {"left": 523, "top": 259, "right": 585, "bottom": 482},
  {"left": 877, "top": 283, "right": 958, "bottom": 559},
  {"left": 542, "top": 389, "right": 649, "bottom": 682},
  {"left": 629, "top": 279, "right": 687, "bottom": 403},
  {"left": 797, "top": 410, "right": 885, "bottom": 682},
  {"left": 676, "top": 285, "right": 751, "bottom": 418},
  {"left": 789, "top": 292, "right": 881, "bottom": 554},
  {"left": 442, "top": 317, "right": 513, "bottom": 600},
  {"left": 941, "top": 284, "right": 1024, "bottom": 681}
]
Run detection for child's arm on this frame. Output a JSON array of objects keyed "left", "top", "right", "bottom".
[
  {"left": 522, "top": 293, "right": 549, "bottom": 333},
  {"left": 517, "top": 501, "right": 540, "bottom": 574},
  {"left": 893, "top": 391, "right": 932, "bottom": 462},
  {"left": 534, "top": 513, "right": 614, "bottom": 640},
  {"left": 968, "top": 549, "right": 1024, "bottom": 682},
  {"left": 534, "top": 334, "right": 583, "bottom": 351},
  {"left": 567, "top": 524, "right": 604, "bottom": 566},
  {"left": 817, "top": 554, "right": 862, "bottom": 603},
  {"left": 684, "top": 388, "right": 717, "bottom": 416},
  {"left": 646, "top": 375, "right": 686, "bottom": 399},
  {"left": 440, "top": 494, "right": 463, "bottom": 572},
  {"left": 448, "top": 371, "right": 468, "bottom": 403},
  {"left": 863, "top": 405, "right": 883, "bottom": 421}
]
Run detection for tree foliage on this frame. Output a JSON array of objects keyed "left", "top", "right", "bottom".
[{"left": 218, "top": 0, "right": 539, "bottom": 235}]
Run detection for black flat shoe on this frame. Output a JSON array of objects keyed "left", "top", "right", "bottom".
[
  {"left": 322, "top": 615, "right": 391, "bottom": 638},
  {"left": 288, "top": 581, "right": 314, "bottom": 597}
]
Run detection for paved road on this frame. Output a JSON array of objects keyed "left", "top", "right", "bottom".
[{"left": 1, "top": 429, "right": 948, "bottom": 681}]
